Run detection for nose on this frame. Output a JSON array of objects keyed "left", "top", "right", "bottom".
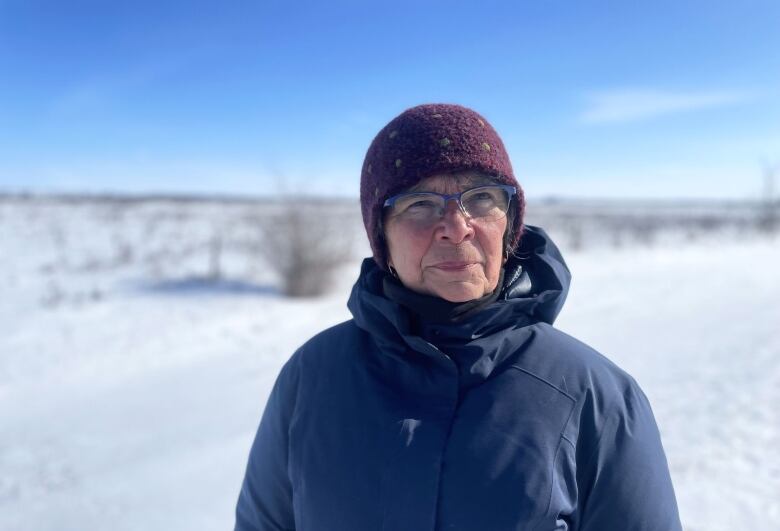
[{"left": 436, "top": 199, "right": 474, "bottom": 243}]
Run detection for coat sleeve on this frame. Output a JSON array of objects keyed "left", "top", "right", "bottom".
[
  {"left": 235, "top": 357, "right": 300, "bottom": 531},
  {"left": 576, "top": 381, "right": 683, "bottom": 531}
]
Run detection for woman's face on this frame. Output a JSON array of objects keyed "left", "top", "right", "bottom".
[{"left": 383, "top": 172, "right": 508, "bottom": 302}]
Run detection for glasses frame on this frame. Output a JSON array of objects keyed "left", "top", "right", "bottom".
[{"left": 383, "top": 184, "right": 517, "bottom": 221}]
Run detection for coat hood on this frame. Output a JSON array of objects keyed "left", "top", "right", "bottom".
[{"left": 347, "top": 225, "right": 571, "bottom": 375}]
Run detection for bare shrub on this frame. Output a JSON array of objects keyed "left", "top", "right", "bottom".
[
  {"left": 608, "top": 221, "right": 624, "bottom": 248},
  {"left": 142, "top": 248, "right": 169, "bottom": 279},
  {"left": 207, "top": 230, "right": 223, "bottom": 280},
  {"left": 757, "top": 200, "right": 779, "bottom": 235},
  {"left": 632, "top": 219, "right": 657, "bottom": 246},
  {"left": 757, "top": 160, "right": 779, "bottom": 235},
  {"left": 257, "top": 201, "right": 354, "bottom": 297},
  {"left": 112, "top": 240, "right": 134, "bottom": 267},
  {"left": 40, "top": 280, "right": 64, "bottom": 308},
  {"left": 562, "top": 217, "right": 584, "bottom": 252}
]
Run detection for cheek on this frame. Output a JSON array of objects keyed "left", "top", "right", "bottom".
[
  {"left": 480, "top": 222, "right": 508, "bottom": 267},
  {"left": 401, "top": 235, "right": 432, "bottom": 269},
  {"left": 387, "top": 226, "right": 430, "bottom": 273}
]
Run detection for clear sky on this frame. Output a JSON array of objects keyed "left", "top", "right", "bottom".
[{"left": 1, "top": 0, "right": 779, "bottom": 199}]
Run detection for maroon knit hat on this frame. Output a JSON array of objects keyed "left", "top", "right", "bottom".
[{"left": 360, "top": 103, "right": 525, "bottom": 270}]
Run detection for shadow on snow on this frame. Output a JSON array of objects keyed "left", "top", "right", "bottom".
[{"left": 133, "top": 276, "right": 280, "bottom": 297}]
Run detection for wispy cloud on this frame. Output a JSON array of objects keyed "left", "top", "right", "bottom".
[
  {"left": 580, "top": 88, "right": 753, "bottom": 124},
  {"left": 49, "top": 50, "right": 208, "bottom": 118}
]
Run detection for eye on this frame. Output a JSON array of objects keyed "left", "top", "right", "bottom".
[
  {"left": 465, "top": 191, "right": 497, "bottom": 206},
  {"left": 463, "top": 187, "right": 509, "bottom": 218},
  {"left": 407, "top": 199, "right": 437, "bottom": 209},
  {"left": 392, "top": 193, "right": 442, "bottom": 215},
  {"left": 471, "top": 192, "right": 493, "bottom": 201}
]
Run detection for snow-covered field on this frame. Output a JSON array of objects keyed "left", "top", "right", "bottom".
[{"left": 1, "top": 195, "right": 778, "bottom": 531}]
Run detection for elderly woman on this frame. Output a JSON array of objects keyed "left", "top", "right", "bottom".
[{"left": 235, "top": 104, "right": 682, "bottom": 530}]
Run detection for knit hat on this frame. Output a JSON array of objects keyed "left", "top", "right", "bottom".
[{"left": 360, "top": 103, "right": 525, "bottom": 270}]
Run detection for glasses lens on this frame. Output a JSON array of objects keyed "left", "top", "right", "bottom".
[
  {"left": 461, "top": 186, "right": 510, "bottom": 219},
  {"left": 390, "top": 192, "right": 445, "bottom": 221}
]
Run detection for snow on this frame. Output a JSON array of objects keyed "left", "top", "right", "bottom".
[{"left": 1, "top": 195, "right": 778, "bottom": 530}]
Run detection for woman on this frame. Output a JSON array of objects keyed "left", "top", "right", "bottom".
[{"left": 235, "top": 104, "right": 682, "bottom": 530}]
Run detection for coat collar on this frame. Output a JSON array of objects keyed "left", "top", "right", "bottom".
[{"left": 347, "top": 225, "right": 571, "bottom": 389}]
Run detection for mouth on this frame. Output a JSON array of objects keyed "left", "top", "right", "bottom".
[{"left": 430, "top": 261, "right": 478, "bottom": 272}]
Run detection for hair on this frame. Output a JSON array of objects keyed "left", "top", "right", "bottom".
[{"left": 503, "top": 199, "right": 519, "bottom": 255}]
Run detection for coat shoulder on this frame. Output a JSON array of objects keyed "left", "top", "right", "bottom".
[
  {"left": 519, "top": 322, "right": 642, "bottom": 405},
  {"left": 517, "top": 323, "right": 661, "bottom": 456},
  {"left": 290, "top": 319, "right": 370, "bottom": 369}
]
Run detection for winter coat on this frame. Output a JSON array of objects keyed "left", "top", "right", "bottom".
[{"left": 235, "top": 225, "right": 682, "bottom": 531}]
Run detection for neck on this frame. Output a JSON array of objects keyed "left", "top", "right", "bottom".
[{"left": 382, "top": 268, "right": 505, "bottom": 325}]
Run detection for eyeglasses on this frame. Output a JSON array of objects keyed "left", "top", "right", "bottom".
[{"left": 383, "top": 184, "right": 516, "bottom": 227}]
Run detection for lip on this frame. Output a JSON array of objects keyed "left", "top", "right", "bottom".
[{"left": 431, "top": 261, "right": 478, "bottom": 271}]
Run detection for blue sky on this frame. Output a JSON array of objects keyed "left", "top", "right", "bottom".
[{"left": 1, "top": 0, "right": 778, "bottom": 199}]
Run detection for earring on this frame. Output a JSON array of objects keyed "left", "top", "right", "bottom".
[{"left": 388, "top": 264, "right": 399, "bottom": 278}]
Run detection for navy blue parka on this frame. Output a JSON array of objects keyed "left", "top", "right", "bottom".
[{"left": 235, "top": 226, "right": 682, "bottom": 531}]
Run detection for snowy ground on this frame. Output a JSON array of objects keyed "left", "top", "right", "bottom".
[{"left": 1, "top": 195, "right": 778, "bottom": 530}]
